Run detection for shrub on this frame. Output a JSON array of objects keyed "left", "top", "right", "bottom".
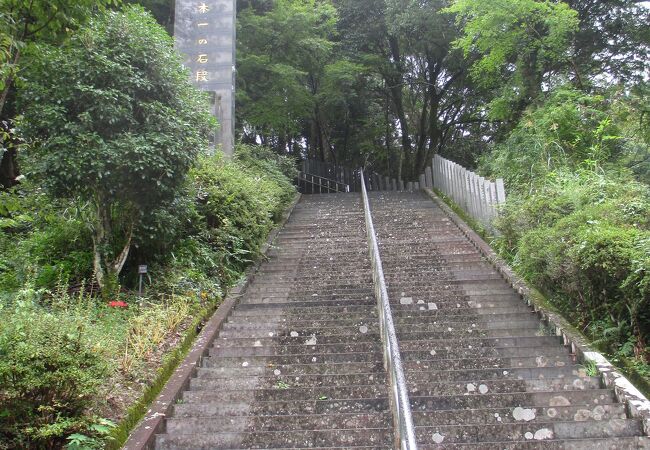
[
  {"left": 480, "top": 87, "right": 632, "bottom": 190},
  {"left": 19, "top": 5, "right": 215, "bottom": 295},
  {"left": 496, "top": 170, "right": 650, "bottom": 360},
  {"left": 0, "top": 301, "right": 109, "bottom": 448},
  {"left": 189, "top": 146, "right": 296, "bottom": 282}
]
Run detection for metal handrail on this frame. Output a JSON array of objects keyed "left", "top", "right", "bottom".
[
  {"left": 298, "top": 172, "right": 350, "bottom": 194},
  {"left": 359, "top": 169, "right": 418, "bottom": 449}
]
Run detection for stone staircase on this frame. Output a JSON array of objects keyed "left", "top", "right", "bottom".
[
  {"left": 151, "top": 191, "right": 650, "bottom": 449},
  {"left": 370, "top": 191, "right": 649, "bottom": 449},
  {"left": 155, "top": 194, "right": 393, "bottom": 449}
]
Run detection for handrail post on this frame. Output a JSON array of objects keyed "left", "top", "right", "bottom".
[{"left": 359, "top": 169, "right": 418, "bottom": 450}]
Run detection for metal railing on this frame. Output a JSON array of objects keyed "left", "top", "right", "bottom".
[
  {"left": 297, "top": 172, "right": 350, "bottom": 194},
  {"left": 359, "top": 169, "right": 418, "bottom": 450}
]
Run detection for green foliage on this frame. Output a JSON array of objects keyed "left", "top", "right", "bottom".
[
  {"left": 20, "top": 6, "right": 213, "bottom": 207},
  {"left": 445, "top": 0, "right": 579, "bottom": 118},
  {"left": 0, "top": 0, "right": 119, "bottom": 118},
  {"left": 492, "top": 169, "right": 649, "bottom": 361},
  {"left": 0, "top": 185, "right": 92, "bottom": 294},
  {"left": 188, "top": 145, "right": 296, "bottom": 283},
  {"left": 237, "top": 0, "right": 339, "bottom": 141},
  {"left": 66, "top": 418, "right": 116, "bottom": 450},
  {"left": 480, "top": 87, "right": 637, "bottom": 191},
  {"left": 0, "top": 298, "right": 110, "bottom": 448},
  {"left": 129, "top": 143, "right": 295, "bottom": 302},
  {"left": 18, "top": 6, "right": 215, "bottom": 293}
]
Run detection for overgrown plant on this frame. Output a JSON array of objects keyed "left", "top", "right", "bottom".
[{"left": 18, "top": 6, "right": 215, "bottom": 297}]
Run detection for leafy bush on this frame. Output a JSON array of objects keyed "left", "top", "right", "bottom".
[
  {"left": 480, "top": 87, "right": 638, "bottom": 191},
  {"left": 493, "top": 169, "right": 649, "bottom": 361},
  {"left": 0, "top": 186, "right": 93, "bottom": 294},
  {"left": 0, "top": 299, "right": 109, "bottom": 448},
  {"left": 189, "top": 145, "right": 296, "bottom": 283}
]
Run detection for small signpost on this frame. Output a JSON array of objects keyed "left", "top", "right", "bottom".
[{"left": 138, "top": 265, "right": 148, "bottom": 297}]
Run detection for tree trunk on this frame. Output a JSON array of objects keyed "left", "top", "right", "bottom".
[
  {"left": 92, "top": 199, "right": 133, "bottom": 298},
  {"left": 0, "top": 48, "right": 20, "bottom": 120}
]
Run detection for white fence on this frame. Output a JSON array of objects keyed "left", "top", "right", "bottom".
[
  {"left": 428, "top": 154, "right": 506, "bottom": 228},
  {"left": 364, "top": 154, "right": 506, "bottom": 228}
]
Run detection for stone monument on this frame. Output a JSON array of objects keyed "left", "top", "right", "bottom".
[{"left": 174, "top": 0, "right": 236, "bottom": 156}]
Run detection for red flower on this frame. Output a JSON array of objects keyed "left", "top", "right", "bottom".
[{"left": 108, "top": 300, "right": 128, "bottom": 308}]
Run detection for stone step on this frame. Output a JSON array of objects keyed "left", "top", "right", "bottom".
[
  {"left": 183, "top": 384, "right": 388, "bottom": 403},
  {"left": 417, "top": 436, "right": 650, "bottom": 450},
  {"left": 398, "top": 335, "right": 563, "bottom": 350},
  {"left": 414, "top": 418, "right": 644, "bottom": 444},
  {"left": 164, "top": 412, "right": 391, "bottom": 434},
  {"left": 155, "top": 427, "right": 392, "bottom": 449},
  {"left": 171, "top": 397, "right": 389, "bottom": 417},
  {"left": 217, "top": 324, "right": 381, "bottom": 339},
  {"left": 185, "top": 377, "right": 600, "bottom": 403},
  {"left": 200, "top": 359, "right": 385, "bottom": 375},
  {"left": 224, "top": 312, "right": 539, "bottom": 330},
  {"left": 224, "top": 317, "right": 540, "bottom": 333},
  {"left": 211, "top": 342, "right": 382, "bottom": 357},
  {"left": 403, "top": 354, "right": 574, "bottom": 371},
  {"left": 230, "top": 304, "right": 530, "bottom": 319},
  {"left": 212, "top": 333, "right": 381, "bottom": 347},
  {"left": 397, "top": 327, "right": 552, "bottom": 340},
  {"left": 204, "top": 352, "right": 383, "bottom": 366},
  {"left": 405, "top": 365, "right": 589, "bottom": 383},
  {"left": 239, "top": 298, "right": 376, "bottom": 307},
  {"left": 193, "top": 370, "right": 386, "bottom": 388},
  {"left": 208, "top": 345, "right": 571, "bottom": 366},
  {"left": 210, "top": 340, "right": 563, "bottom": 358},
  {"left": 402, "top": 345, "right": 572, "bottom": 360}
]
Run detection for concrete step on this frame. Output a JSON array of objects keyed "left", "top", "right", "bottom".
[
  {"left": 210, "top": 342, "right": 382, "bottom": 357},
  {"left": 401, "top": 345, "right": 572, "bottom": 361},
  {"left": 397, "top": 327, "right": 552, "bottom": 340},
  {"left": 200, "top": 359, "right": 384, "bottom": 375},
  {"left": 193, "top": 370, "right": 386, "bottom": 388},
  {"left": 402, "top": 354, "right": 575, "bottom": 371},
  {"left": 406, "top": 365, "right": 590, "bottom": 383},
  {"left": 183, "top": 383, "right": 388, "bottom": 403},
  {"left": 217, "top": 324, "right": 381, "bottom": 339},
  {"left": 204, "top": 352, "right": 383, "bottom": 366},
  {"left": 223, "top": 310, "right": 539, "bottom": 331},
  {"left": 211, "top": 333, "right": 381, "bottom": 347},
  {"left": 231, "top": 303, "right": 531, "bottom": 319},
  {"left": 412, "top": 402, "right": 625, "bottom": 425}
]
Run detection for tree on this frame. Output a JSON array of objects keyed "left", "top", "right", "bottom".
[
  {"left": 18, "top": 6, "right": 215, "bottom": 295},
  {"left": 445, "top": 0, "right": 579, "bottom": 120},
  {"left": 0, "top": 0, "right": 118, "bottom": 189},
  {"left": 567, "top": 0, "right": 650, "bottom": 85},
  {"left": 237, "top": 0, "right": 340, "bottom": 159}
]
